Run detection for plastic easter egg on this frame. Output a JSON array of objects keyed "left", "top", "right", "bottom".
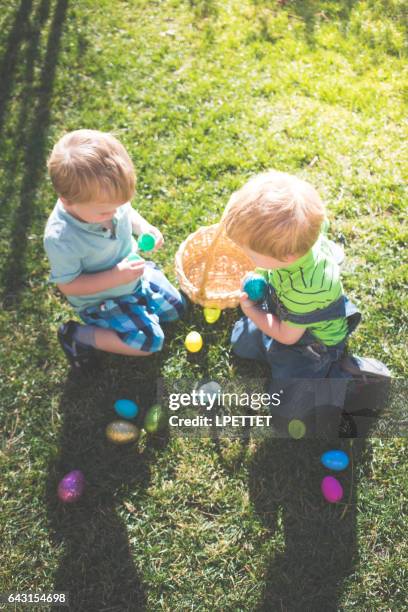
[
  {"left": 321, "top": 476, "right": 343, "bottom": 503},
  {"left": 243, "top": 274, "right": 267, "bottom": 302},
  {"left": 127, "top": 251, "right": 143, "bottom": 262},
  {"left": 288, "top": 419, "right": 306, "bottom": 439},
  {"left": 57, "top": 470, "right": 85, "bottom": 503},
  {"left": 114, "top": 399, "right": 139, "bottom": 420},
  {"left": 320, "top": 450, "right": 349, "bottom": 472},
  {"left": 138, "top": 233, "right": 156, "bottom": 252},
  {"left": 198, "top": 381, "right": 222, "bottom": 406},
  {"left": 144, "top": 404, "right": 167, "bottom": 434},
  {"left": 106, "top": 420, "right": 140, "bottom": 444},
  {"left": 203, "top": 307, "right": 221, "bottom": 324},
  {"left": 185, "top": 331, "right": 203, "bottom": 353}
]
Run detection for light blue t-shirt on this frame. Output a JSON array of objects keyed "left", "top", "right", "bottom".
[{"left": 44, "top": 200, "right": 139, "bottom": 311}]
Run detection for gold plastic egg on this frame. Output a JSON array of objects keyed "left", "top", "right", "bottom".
[
  {"left": 106, "top": 420, "right": 140, "bottom": 444},
  {"left": 203, "top": 307, "right": 221, "bottom": 324},
  {"left": 185, "top": 331, "right": 203, "bottom": 353}
]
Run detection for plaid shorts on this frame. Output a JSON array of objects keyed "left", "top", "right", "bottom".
[{"left": 79, "top": 262, "right": 185, "bottom": 352}]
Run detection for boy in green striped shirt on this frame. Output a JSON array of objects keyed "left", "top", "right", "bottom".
[
  {"left": 255, "top": 226, "right": 348, "bottom": 348},
  {"left": 224, "top": 171, "right": 362, "bottom": 430}
]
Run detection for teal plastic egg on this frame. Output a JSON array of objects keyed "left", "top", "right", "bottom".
[
  {"left": 321, "top": 450, "right": 349, "bottom": 471},
  {"left": 114, "top": 399, "right": 139, "bottom": 420},
  {"left": 127, "top": 252, "right": 143, "bottom": 262},
  {"left": 243, "top": 274, "right": 267, "bottom": 302},
  {"left": 138, "top": 233, "right": 156, "bottom": 252}
]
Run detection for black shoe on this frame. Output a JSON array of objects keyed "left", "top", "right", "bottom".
[
  {"left": 57, "top": 320, "right": 99, "bottom": 372},
  {"left": 340, "top": 355, "right": 391, "bottom": 382}
]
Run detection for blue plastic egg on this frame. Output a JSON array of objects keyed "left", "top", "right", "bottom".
[
  {"left": 243, "top": 274, "right": 267, "bottom": 302},
  {"left": 114, "top": 399, "right": 139, "bottom": 420},
  {"left": 320, "top": 449, "right": 349, "bottom": 472}
]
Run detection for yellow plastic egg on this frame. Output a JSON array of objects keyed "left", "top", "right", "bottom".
[
  {"left": 203, "top": 307, "right": 221, "bottom": 324},
  {"left": 185, "top": 331, "right": 203, "bottom": 353},
  {"left": 106, "top": 420, "right": 140, "bottom": 444}
]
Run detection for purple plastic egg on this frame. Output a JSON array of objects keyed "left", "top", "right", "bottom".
[
  {"left": 321, "top": 476, "right": 343, "bottom": 503},
  {"left": 57, "top": 470, "right": 85, "bottom": 503}
]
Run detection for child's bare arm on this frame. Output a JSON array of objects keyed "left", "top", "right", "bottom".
[
  {"left": 130, "top": 208, "right": 151, "bottom": 234},
  {"left": 58, "top": 258, "right": 145, "bottom": 296},
  {"left": 240, "top": 294, "right": 306, "bottom": 345}
]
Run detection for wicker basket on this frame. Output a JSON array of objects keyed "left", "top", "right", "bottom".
[{"left": 175, "top": 222, "right": 254, "bottom": 309}]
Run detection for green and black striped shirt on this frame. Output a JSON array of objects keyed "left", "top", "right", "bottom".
[{"left": 257, "top": 235, "right": 348, "bottom": 346}]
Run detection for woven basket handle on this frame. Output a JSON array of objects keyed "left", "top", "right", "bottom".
[
  {"left": 197, "top": 196, "right": 237, "bottom": 302},
  {"left": 197, "top": 222, "right": 225, "bottom": 301}
]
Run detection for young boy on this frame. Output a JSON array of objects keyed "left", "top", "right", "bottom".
[
  {"left": 223, "top": 170, "right": 363, "bottom": 432},
  {"left": 44, "top": 129, "right": 185, "bottom": 371}
]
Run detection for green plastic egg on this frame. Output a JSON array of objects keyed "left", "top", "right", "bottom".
[
  {"left": 288, "top": 419, "right": 306, "bottom": 439},
  {"left": 144, "top": 404, "right": 167, "bottom": 434}
]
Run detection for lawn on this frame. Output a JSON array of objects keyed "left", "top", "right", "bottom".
[{"left": 0, "top": 0, "right": 407, "bottom": 610}]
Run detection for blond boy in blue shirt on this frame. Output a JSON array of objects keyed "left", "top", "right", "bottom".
[{"left": 44, "top": 130, "right": 185, "bottom": 371}]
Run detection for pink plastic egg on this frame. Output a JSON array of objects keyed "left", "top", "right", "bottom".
[
  {"left": 321, "top": 476, "right": 343, "bottom": 503},
  {"left": 57, "top": 470, "right": 85, "bottom": 503}
]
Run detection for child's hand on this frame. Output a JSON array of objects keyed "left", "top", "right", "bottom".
[
  {"left": 239, "top": 291, "right": 258, "bottom": 314},
  {"left": 116, "top": 257, "right": 145, "bottom": 283},
  {"left": 240, "top": 272, "right": 254, "bottom": 291},
  {"left": 240, "top": 274, "right": 259, "bottom": 314}
]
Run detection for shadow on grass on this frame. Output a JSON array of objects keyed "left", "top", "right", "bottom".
[
  {"left": 251, "top": 0, "right": 358, "bottom": 47},
  {"left": 0, "top": 0, "right": 34, "bottom": 132},
  {"left": 250, "top": 437, "right": 359, "bottom": 611},
  {"left": 188, "top": 0, "right": 218, "bottom": 20},
  {"left": 46, "top": 357, "right": 170, "bottom": 612},
  {"left": 249, "top": 378, "right": 390, "bottom": 611},
  {"left": 0, "top": 0, "right": 69, "bottom": 308}
]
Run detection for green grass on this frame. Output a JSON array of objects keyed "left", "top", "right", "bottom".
[{"left": 0, "top": 0, "right": 407, "bottom": 610}]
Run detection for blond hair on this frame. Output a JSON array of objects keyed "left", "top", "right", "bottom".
[
  {"left": 47, "top": 129, "right": 136, "bottom": 204},
  {"left": 223, "top": 170, "right": 325, "bottom": 259}
]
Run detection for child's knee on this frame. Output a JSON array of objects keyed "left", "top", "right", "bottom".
[
  {"left": 231, "top": 319, "right": 250, "bottom": 356},
  {"left": 148, "top": 327, "right": 165, "bottom": 353},
  {"left": 231, "top": 333, "right": 246, "bottom": 358},
  {"left": 158, "top": 291, "right": 187, "bottom": 323},
  {"left": 231, "top": 317, "right": 268, "bottom": 362},
  {"left": 124, "top": 325, "right": 165, "bottom": 354},
  {"left": 231, "top": 319, "right": 244, "bottom": 347},
  {"left": 171, "top": 292, "right": 188, "bottom": 320},
  {"left": 178, "top": 293, "right": 188, "bottom": 316}
]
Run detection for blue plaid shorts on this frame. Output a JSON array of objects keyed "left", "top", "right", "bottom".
[{"left": 79, "top": 262, "right": 185, "bottom": 352}]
